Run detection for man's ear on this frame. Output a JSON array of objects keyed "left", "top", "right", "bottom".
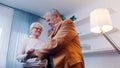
[
  {"left": 55, "top": 14, "right": 60, "bottom": 20},
  {"left": 54, "top": 13, "right": 58, "bottom": 18}
]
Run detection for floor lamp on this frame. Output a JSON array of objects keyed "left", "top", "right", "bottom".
[{"left": 90, "top": 8, "right": 120, "bottom": 54}]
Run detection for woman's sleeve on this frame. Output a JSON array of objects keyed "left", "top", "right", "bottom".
[{"left": 16, "top": 39, "right": 27, "bottom": 62}]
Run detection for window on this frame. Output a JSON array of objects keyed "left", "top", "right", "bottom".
[
  {"left": 0, "top": 28, "right": 2, "bottom": 38},
  {"left": 0, "top": 5, "right": 13, "bottom": 68}
]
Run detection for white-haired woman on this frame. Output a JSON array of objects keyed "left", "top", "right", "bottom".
[{"left": 16, "top": 22, "right": 47, "bottom": 68}]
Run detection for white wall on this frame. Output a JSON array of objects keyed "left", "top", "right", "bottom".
[
  {"left": 84, "top": 52, "right": 120, "bottom": 68},
  {"left": 67, "top": 0, "right": 120, "bottom": 68}
]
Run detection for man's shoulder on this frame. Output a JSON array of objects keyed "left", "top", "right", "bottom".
[
  {"left": 62, "top": 19, "right": 74, "bottom": 25},
  {"left": 63, "top": 19, "right": 73, "bottom": 23}
]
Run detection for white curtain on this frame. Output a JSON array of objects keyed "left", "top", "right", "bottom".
[
  {"left": 0, "top": 4, "right": 40, "bottom": 68},
  {"left": 0, "top": 5, "right": 14, "bottom": 68}
]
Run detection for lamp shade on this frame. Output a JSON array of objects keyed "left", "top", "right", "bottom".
[{"left": 90, "top": 8, "right": 113, "bottom": 33}]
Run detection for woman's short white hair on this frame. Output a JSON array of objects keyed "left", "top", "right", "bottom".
[{"left": 30, "top": 22, "right": 43, "bottom": 31}]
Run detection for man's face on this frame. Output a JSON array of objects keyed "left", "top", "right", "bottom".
[{"left": 45, "top": 13, "right": 57, "bottom": 27}]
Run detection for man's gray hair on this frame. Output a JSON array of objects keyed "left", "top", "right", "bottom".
[{"left": 44, "top": 9, "right": 61, "bottom": 18}]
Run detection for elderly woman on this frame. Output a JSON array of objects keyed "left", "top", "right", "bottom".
[{"left": 16, "top": 22, "right": 47, "bottom": 68}]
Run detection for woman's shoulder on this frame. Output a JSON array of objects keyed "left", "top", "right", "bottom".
[
  {"left": 24, "top": 37, "right": 31, "bottom": 41},
  {"left": 22, "top": 37, "right": 31, "bottom": 43}
]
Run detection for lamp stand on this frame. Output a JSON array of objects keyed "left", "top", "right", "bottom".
[{"left": 101, "top": 31, "right": 120, "bottom": 54}]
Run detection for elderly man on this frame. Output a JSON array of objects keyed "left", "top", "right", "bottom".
[{"left": 36, "top": 9, "right": 85, "bottom": 68}]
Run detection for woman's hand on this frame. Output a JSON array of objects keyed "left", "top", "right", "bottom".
[
  {"left": 25, "top": 48, "right": 37, "bottom": 61},
  {"left": 27, "top": 48, "right": 35, "bottom": 54}
]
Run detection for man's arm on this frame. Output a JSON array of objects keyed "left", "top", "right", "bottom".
[{"left": 36, "top": 19, "right": 78, "bottom": 59}]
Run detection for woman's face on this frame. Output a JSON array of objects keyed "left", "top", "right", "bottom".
[{"left": 31, "top": 25, "right": 42, "bottom": 37}]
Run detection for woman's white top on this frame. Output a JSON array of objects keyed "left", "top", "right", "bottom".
[
  {"left": 16, "top": 37, "right": 47, "bottom": 67},
  {"left": 25, "top": 37, "right": 46, "bottom": 52}
]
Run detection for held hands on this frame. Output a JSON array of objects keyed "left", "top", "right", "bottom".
[
  {"left": 24, "top": 48, "right": 38, "bottom": 61},
  {"left": 24, "top": 48, "right": 44, "bottom": 62}
]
